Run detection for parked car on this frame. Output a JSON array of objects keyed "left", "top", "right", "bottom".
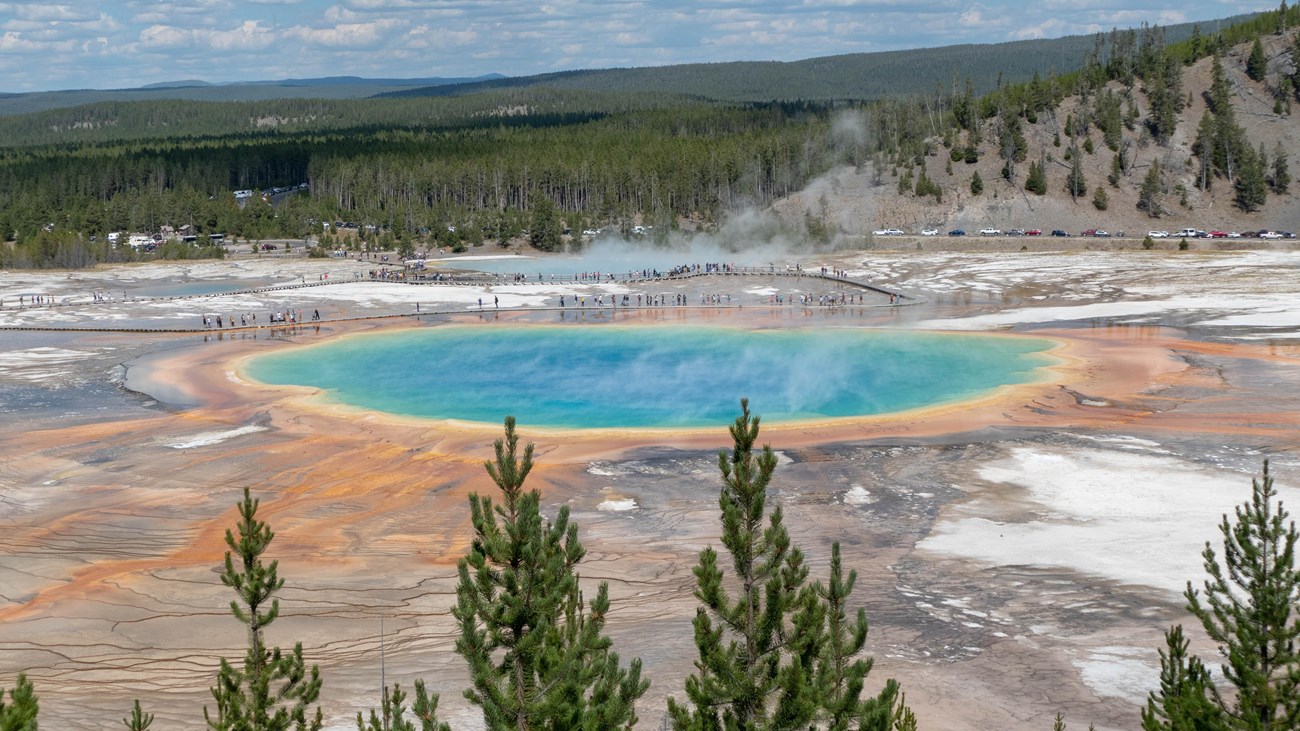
[
  {"left": 1241, "top": 230, "right": 1261, "bottom": 237},
  {"left": 1227, "top": 232, "right": 1242, "bottom": 238},
  {"left": 1006, "top": 228, "right": 1025, "bottom": 236},
  {"left": 1283, "top": 232, "right": 1296, "bottom": 239},
  {"left": 1051, "top": 230, "right": 1069, "bottom": 237},
  {"left": 921, "top": 228, "right": 939, "bottom": 236},
  {"left": 1092, "top": 230, "right": 1111, "bottom": 238},
  {"left": 1148, "top": 231, "right": 1169, "bottom": 238},
  {"left": 979, "top": 228, "right": 1001, "bottom": 236},
  {"left": 1209, "top": 230, "right": 1228, "bottom": 238},
  {"left": 1025, "top": 229, "right": 1042, "bottom": 236},
  {"left": 1082, "top": 229, "right": 1098, "bottom": 236},
  {"left": 1260, "top": 231, "right": 1284, "bottom": 239},
  {"left": 948, "top": 229, "right": 966, "bottom": 236},
  {"left": 872, "top": 228, "right": 904, "bottom": 236}
]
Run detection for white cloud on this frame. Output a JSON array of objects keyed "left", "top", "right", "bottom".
[
  {"left": 402, "top": 24, "right": 477, "bottom": 49},
  {"left": 285, "top": 18, "right": 404, "bottom": 48},
  {"left": 1012, "top": 18, "right": 1066, "bottom": 39},
  {"left": 138, "top": 20, "right": 275, "bottom": 50},
  {"left": 0, "top": 30, "right": 43, "bottom": 52},
  {"left": 322, "top": 5, "right": 362, "bottom": 23}
]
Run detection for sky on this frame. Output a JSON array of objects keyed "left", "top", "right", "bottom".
[{"left": 0, "top": 0, "right": 1277, "bottom": 93}]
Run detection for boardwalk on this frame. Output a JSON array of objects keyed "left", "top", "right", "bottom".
[{"left": 0, "top": 263, "right": 917, "bottom": 333}]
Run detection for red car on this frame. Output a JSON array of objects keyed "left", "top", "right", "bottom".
[
  {"left": 1209, "top": 230, "right": 1228, "bottom": 238},
  {"left": 1082, "top": 228, "right": 1098, "bottom": 236},
  {"left": 1025, "top": 229, "right": 1042, "bottom": 236}
]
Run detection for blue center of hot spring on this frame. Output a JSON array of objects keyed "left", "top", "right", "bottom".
[{"left": 244, "top": 326, "right": 1058, "bottom": 428}]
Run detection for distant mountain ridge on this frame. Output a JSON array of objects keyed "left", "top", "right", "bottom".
[
  {"left": 243, "top": 74, "right": 507, "bottom": 87},
  {"left": 0, "top": 74, "right": 507, "bottom": 116},
  {"left": 0, "top": 13, "right": 1261, "bottom": 117},
  {"left": 383, "top": 14, "right": 1256, "bottom": 103}
]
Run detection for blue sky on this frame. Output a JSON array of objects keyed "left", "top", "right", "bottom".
[{"left": 0, "top": 0, "right": 1275, "bottom": 92}]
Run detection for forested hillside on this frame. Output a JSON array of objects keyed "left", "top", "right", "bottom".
[
  {"left": 0, "top": 88, "right": 699, "bottom": 147},
  {"left": 791, "top": 6, "right": 1300, "bottom": 237},
  {"left": 2, "top": 8, "right": 1298, "bottom": 269}
]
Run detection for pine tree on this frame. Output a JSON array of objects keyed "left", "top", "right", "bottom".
[
  {"left": 1248, "top": 37, "right": 1268, "bottom": 83},
  {"left": 1210, "top": 55, "right": 1233, "bottom": 116},
  {"left": 0, "top": 674, "right": 38, "bottom": 731},
  {"left": 123, "top": 699, "right": 154, "bottom": 731},
  {"left": 1270, "top": 143, "right": 1290, "bottom": 193},
  {"left": 357, "top": 681, "right": 450, "bottom": 731},
  {"left": 1202, "top": 55, "right": 1249, "bottom": 183},
  {"left": 668, "top": 399, "right": 821, "bottom": 729},
  {"left": 816, "top": 543, "right": 904, "bottom": 729},
  {"left": 1092, "top": 186, "right": 1109, "bottom": 211},
  {"left": 1066, "top": 152, "right": 1087, "bottom": 201},
  {"left": 1140, "top": 625, "right": 1226, "bottom": 731},
  {"left": 1109, "top": 153, "right": 1124, "bottom": 187},
  {"left": 529, "top": 197, "right": 563, "bottom": 253},
  {"left": 1292, "top": 32, "right": 1300, "bottom": 102},
  {"left": 205, "top": 488, "right": 324, "bottom": 731},
  {"left": 1139, "top": 161, "right": 1164, "bottom": 217},
  {"left": 1026, "top": 160, "right": 1047, "bottom": 195},
  {"left": 1185, "top": 461, "right": 1300, "bottom": 729},
  {"left": 970, "top": 171, "right": 984, "bottom": 195},
  {"left": 668, "top": 401, "right": 905, "bottom": 731},
  {"left": 1234, "top": 145, "right": 1268, "bottom": 212},
  {"left": 1195, "top": 112, "right": 1216, "bottom": 190},
  {"left": 454, "top": 416, "right": 648, "bottom": 731}
]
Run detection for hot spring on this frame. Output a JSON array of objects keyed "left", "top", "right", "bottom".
[{"left": 244, "top": 325, "right": 1060, "bottom": 429}]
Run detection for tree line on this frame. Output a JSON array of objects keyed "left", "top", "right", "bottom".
[
  {"left": 0, "top": 102, "right": 837, "bottom": 267},
  {"left": 3, "top": 403, "right": 1297, "bottom": 731}
]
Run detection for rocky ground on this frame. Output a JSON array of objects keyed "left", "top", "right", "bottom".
[{"left": 1, "top": 249, "right": 1299, "bottom": 730}]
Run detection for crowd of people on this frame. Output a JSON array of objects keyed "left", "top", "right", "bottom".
[{"left": 202, "top": 309, "right": 321, "bottom": 328}]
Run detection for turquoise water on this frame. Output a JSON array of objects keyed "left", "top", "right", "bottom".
[{"left": 244, "top": 326, "right": 1059, "bottom": 428}]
